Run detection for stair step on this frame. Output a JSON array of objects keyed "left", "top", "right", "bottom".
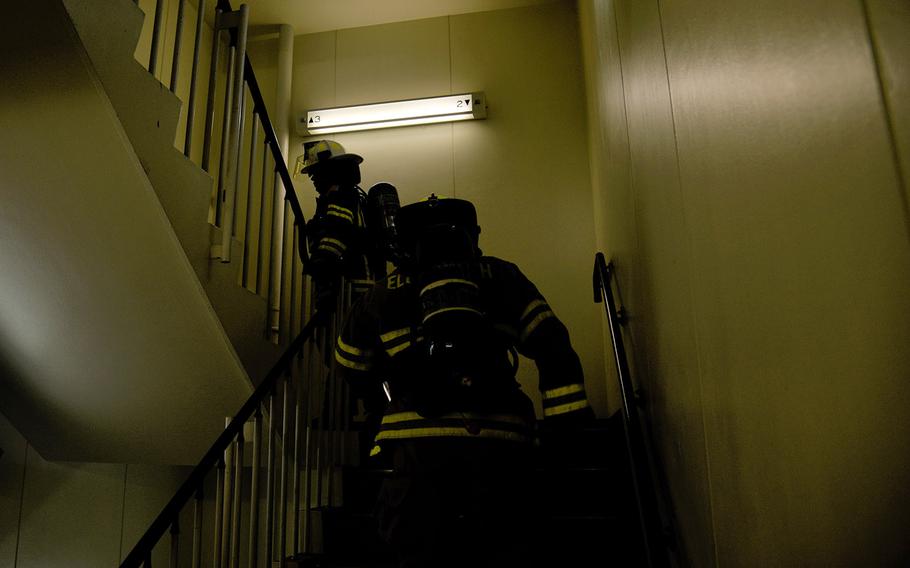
[
  {"left": 309, "top": 506, "right": 645, "bottom": 566},
  {"left": 536, "top": 417, "right": 625, "bottom": 468},
  {"left": 540, "top": 514, "right": 648, "bottom": 567},
  {"left": 314, "top": 508, "right": 393, "bottom": 564},
  {"left": 338, "top": 464, "right": 626, "bottom": 517}
]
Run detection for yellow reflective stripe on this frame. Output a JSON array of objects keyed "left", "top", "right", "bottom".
[
  {"left": 386, "top": 341, "right": 411, "bottom": 357},
  {"left": 420, "top": 278, "right": 478, "bottom": 296},
  {"left": 422, "top": 306, "right": 483, "bottom": 323},
  {"left": 520, "top": 298, "right": 548, "bottom": 320},
  {"left": 381, "top": 411, "right": 423, "bottom": 424},
  {"left": 321, "top": 237, "right": 347, "bottom": 251},
  {"left": 543, "top": 399, "right": 590, "bottom": 417},
  {"left": 376, "top": 428, "right": 531, "bottom": 443},
  {"left": 337, "top": 336, "right": 369, "bottom": 357},
  {"left": 369, "top": 445, "right": 382, "bottom": 457},
  {"left": 317, "top": 244, "right": 343, "bottom": 258},
  {"left": 380, "top": 412, "right": 530, "bottom": 426},
  {"left": 520, "top": 310, "right": 555, "bottom": 341},
  {"left": 543, "top": 383, "right": 585, "bottom": 400},
  {"left": 327, "top": 204, "right": 354, "bottom": 220},
  {"left": 380, "top": 328, "right": 410, "bottom": 343},
  {"left": 327, "top": 210, "right": 354, "bottom": 223},
  {"left": 334, "top": 350, "right": 371, "bottom": 371}
]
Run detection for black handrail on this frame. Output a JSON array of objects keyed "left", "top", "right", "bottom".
[
  {"left": 216, "top": 0, "right": 308, "bottom": 261},
  {"left": 593, "top": 253, "right": 668, "bottom": 568},
  {"left": 121, "top": 4, "right": 316, "bottom": 565},
  {"left": 243, "top": 57, "right": 306, "bottom": 235},
  {"left": 120, "top": 318, "right": 317, "bottom": 568}
]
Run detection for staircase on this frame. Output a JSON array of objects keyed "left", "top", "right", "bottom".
[
  {"left": 2, "top": 0, "right": 675, "bottom": 564},
  {"left": 295, "top": 416, "right": 647, "bottom": 567},
  {"left": 298, "top": 414, "right": 647, "bottom": 568}
]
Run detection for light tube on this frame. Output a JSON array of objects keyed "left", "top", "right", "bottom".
[{"left": 298, "top": 92, "right": 486, "bottom": 135}]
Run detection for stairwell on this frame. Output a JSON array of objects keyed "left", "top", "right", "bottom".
[{"left": 2, "top": 0, "right": 666, "bottom": 564}]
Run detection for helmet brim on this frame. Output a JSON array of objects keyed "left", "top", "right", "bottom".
[{"left": 301, "top": 152, "right": 363, "bottom": 173}]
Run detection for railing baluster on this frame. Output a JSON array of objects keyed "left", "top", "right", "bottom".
[
  {"left": 229, "top": 432, "right": 244, "bottom": 568},
  {"left": 273, "top": 201, "right": 287, "bottom": 343},
  {"left": 192, "top": 488, "right": 203, "bottom": 568},
  {"left": 256, "top": 143, "right": 271, "bottom": 295},
  {"left": 290, "top": 226, "right": 300, "bottom": 338},
  {"left": 242, "top": 117, "right": 259, "bottom": 287},
  {"left": 341, "top": 282, "right": 352, "bottom": 465},
  {"left": 201, "top": 9, "right": 223, "bottom": 172},
  {"left": 264, "top": 390, "right": 276, "bottom": 566},
  {"left": 268, "top": 170, "right": 286, "bottom": 343},
  {"left": 169, "top": 0, "right": 186, "bottom": 93},
  {"left": 278, "top": 377, "right": 290, "bottom": 564},
  {"left": 326, "top": 308, "right": 339, "bottom": 506},
  {"left": 267, "top": 169, "right": 281, "bottom": 342},
  {"left": 169, "top": 520, "right": 179, "bottom": 568},
  {"left": 281, "top": 202, "right": 294, "bottom": 344},
  {"left": 219, "top": 4, "right": 249, "bottom": 262},
  {"left": 315, "top": 328, "right": 325, "bottom": 511},
  {"left": 291, "top": 268, "right": 303, "bottom": 554},
  {"left": 215, "top": 45, "right": 235, "bottom": 227},
  {"left": 249, "top": 409, "right": 262, "bottom": 568},
  {"left": 213, "top": 460, "right": 225, "bottom": 568},
  {"left": 148, "top": 0, "right": 165, "bottom": 75},
  {"left": 221, "top": 436, "right": 235, "bottom": 567},
  {"left": 302, "top": 300, "right": 316, "bottom": 552},
  {"left": 183, "top": 0, "right": 206, "bottom": 157}
]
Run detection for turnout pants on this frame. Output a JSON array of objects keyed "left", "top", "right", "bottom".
[{"left": 375, "top": 438, "right": 540, "bottom": 568}]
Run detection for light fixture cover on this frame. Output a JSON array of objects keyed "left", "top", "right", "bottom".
[{"left": 298, "top": 92, "right": 486, "bottom": 135}]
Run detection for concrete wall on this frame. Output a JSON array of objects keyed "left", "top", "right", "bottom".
[
  {"left": 247, "top": 0, "right": 608, "bottom": 416},
  {"left": 579, "top": 0, "right": 910, "bottom": 565}
]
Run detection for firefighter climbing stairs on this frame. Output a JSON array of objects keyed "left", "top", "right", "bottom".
[{"left": 289, "top": 414, "right": 647, "bottom": 567}]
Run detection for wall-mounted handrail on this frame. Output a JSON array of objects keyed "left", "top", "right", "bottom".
[{"left": 593, "top": 252, "right": 669, "bottom": 568}]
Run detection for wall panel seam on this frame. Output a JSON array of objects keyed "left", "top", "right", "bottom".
[
  {"left": 613, "top": 0, "right": 646, "bottom": 386},
  {"left": 858, "top": 0, "right": 910, "bottom": 243},
  {"left": 118, "top": 465, "right": 129, "bottom": 562},
  {"left": 13, "top": 443, "right": 28, "bottom": 568},
  {"left": 654, "top": 0, "right": 719, "bottom": 564}
]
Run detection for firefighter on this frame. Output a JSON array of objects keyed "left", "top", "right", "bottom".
[
  {"left": 296, "top": 140, "right": 375, "bottom": 318},
  {"left": 334, "top": 195, "right": 593, "bottom": 567}
]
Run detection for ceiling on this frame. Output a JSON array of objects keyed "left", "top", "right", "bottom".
[{"left": 244, "top": 0, "right": 560, "bottom": 35}]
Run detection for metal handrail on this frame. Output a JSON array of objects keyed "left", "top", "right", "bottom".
[
  {"left": 212, "top": 0, "right": 306, "bottom": 239},
  {"left": 120, "top": 318, "right": 317, "bottom": 568},
  {"left": 122, "top": 2, "right": 368, "bottom": 563},
  {"left": 593, "top": 253, "right": 668, "bottom": 568}
]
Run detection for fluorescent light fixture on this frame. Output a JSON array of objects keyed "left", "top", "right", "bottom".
[{"left": 298, "top": 92, "right": 486, "bottom": 135}]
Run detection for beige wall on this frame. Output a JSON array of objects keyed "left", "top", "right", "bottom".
[
  {"left": 580, "top": 0, "right": 910, "bottom": 565},
  {"left": 0, "top": 412, "right": 196, "bottom": 567},
  {"left": 248, "top": 1, "right": 608, "bottom": 417}
]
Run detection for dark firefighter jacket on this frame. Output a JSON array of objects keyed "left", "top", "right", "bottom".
[
  {"left": 307, "top": 184, "right": 374, "bottom": 293},
  {"left": 334, "top": 256, "right": 590, "bottom": 452}
]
